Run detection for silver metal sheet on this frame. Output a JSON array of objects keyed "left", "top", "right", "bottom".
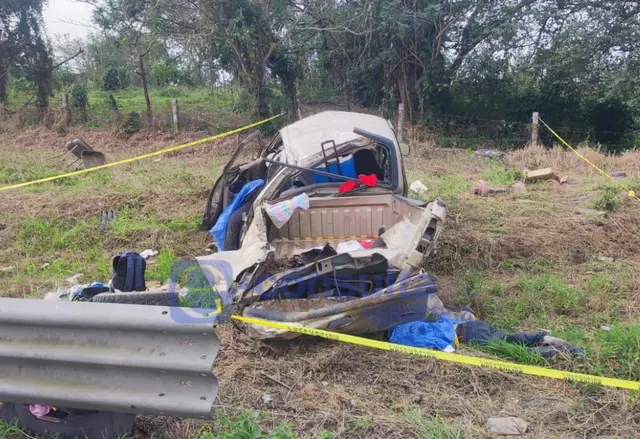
[{"left": 0, "top": 298, "right": 219, "bottom": 419}]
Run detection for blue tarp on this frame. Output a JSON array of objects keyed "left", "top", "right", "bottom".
[
  {"left": 389, "top": 315, "right": 458, "bottom": 352},
  {"left": 210, "top": 179, "right": 264, "bottom": 251}
]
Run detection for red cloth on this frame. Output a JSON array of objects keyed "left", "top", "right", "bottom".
[
  {"left": 338, "top": 181, "right": 357, "bottom": 193},
  {"left": 359, "top": 239, "right": 374, "bottom": 249},
  {"left": 358, "top": 174, "right": 377, "bottom": 187},
  {"left": 338, "top": 174, "right": 377, "bottom": 193}
]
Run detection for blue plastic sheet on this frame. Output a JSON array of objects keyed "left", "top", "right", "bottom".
[
  {"left": 210, "top": 179, "right": 264, "bottom": 251},
  {"left": 389, "top": 315, "right": 458, "bottom": 352}
]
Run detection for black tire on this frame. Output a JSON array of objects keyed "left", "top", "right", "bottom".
[{"left": 91, "top": 291, "right": 180, "bottom": 306}]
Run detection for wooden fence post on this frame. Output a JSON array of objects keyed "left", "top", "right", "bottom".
[
  {"left": 62, "top": 93, "right": 72, "bottom": 127},
  {"left": 531, "top": 111, "right": 539, "bottom": 146},
  {"left": 397, "top": 102, "right": 405, "bottom": 143},
  {"left": 171, "top": 99, "right": 179, "bottom": 132}
]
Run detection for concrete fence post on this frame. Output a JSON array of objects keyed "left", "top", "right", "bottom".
[
  {"left": 531, "top": 111, "right": 539, "bottom": 146},
  {"left": 172, "top": 98, "right": 179, "bottom": 132}
]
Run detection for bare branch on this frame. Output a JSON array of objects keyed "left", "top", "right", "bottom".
[{"left": 52, "top": 48, "right": 85, "bottom": 70}]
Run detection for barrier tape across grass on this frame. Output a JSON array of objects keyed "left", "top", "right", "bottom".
[
  {"left": 539, "top": 117, "right": 639, "bottom": 202},
  {"left": 0, "top": 114, "right": 282, "bottom": 193},
  {"left": 231, "top": 314, "right": 640, "bottom": 391}
]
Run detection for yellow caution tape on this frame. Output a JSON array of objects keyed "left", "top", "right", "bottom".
[
  {"left": 231, "top": 314, "right": 640, "bottom": 391},
  {"left": 0, "top": 114, "right": 283, "bottom": 193},
  {"left": 538, "top": 117, "right": 640, "bottom": 202}
]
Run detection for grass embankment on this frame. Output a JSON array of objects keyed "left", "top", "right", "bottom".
[{"left": 0, "top": 125, "right": 639, "bottom": 438}]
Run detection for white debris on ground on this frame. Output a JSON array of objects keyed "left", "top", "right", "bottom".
[
  {"left": 409, "top": 180, "right": 428, "bottom": 194},
  {"left": 487, "top": 417, "right": 529, "bottom": 436},
  {"left": 66, "top": 273, "right": 83, "bottom": 285},
  {"left": 140, "top": 249, "right": 159, "bottom": 259}
]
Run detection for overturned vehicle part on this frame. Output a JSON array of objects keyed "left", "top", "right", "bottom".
[{"left": 197, "top": 112, "right": 456, "bottom": 339}]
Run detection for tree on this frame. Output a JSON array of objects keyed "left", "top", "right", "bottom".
[
  {"left": 92, "top": 0, "right": 158, "bottom": 124},
  {"left": 0, "top": 0, "right": 52, "bottom": 110}
]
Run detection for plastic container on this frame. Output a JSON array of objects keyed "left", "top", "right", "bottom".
[{"left": 313, "top": 154, "right": 356, "bottom": 183}]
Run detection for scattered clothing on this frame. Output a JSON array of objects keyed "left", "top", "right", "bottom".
[
  {"left": 389, "top": 316, "right": 458, "bottom": 352},
  {"left": 456, "top": 320, "right": 585, "bottom": 359},
  {"left": 338, "top": 174, "right": 378, "bottom": 193},
  {"left": 210, "top": 179, "right": 264, "bottom": 249},
  {"left": 359, "top": 239, "right": 375, "bottom": 249},
  {"left": 29, "top": 405, "right": 51, "bottom": 418},
  {"left": 456, "top": 320, "right": 544, "bottom": 346},
  {"left": 264, "top": 192, "right": 310, "bottom": 228},
  {"left": 358, "top": 174, "right": 377, "bottom": 187},
  {"left": 390, "top": 317, "right": 584, "bottom": 359},
  {"left": 338, "top": 181, "right": 358, "bottom": 193},
  {"left": 139, "top": 248, "right": 158, "bottom": 259},
  {"left": 43, "top": 282, "right": 109, "bottom": 301}
]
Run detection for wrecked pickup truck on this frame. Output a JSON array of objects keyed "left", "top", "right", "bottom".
[{"left": 196, "top": 111, "right": 453, "bottom": 339}]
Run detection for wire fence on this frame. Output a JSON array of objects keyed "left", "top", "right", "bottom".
[
  {"left": 4, "top": 93, "right": 638, "bottom": 152},
  {"left": 411, "top": 111, "right": 639, "bottom": 152}
]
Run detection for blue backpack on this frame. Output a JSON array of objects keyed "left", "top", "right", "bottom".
[{"left": 111, "top": 252, "right": 146, "bottom": 292}]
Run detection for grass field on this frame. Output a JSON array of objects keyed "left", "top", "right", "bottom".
[
  {"left": 3, "top": 86, "right": 257, "bottom": 134},
  {"left": 0, "top": 115, "right": 639, "bottom": 438}
]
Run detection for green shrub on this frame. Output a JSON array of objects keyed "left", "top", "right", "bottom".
[
  {"left": 70, "top": 84, "right": 89, "bottom": 110},
  {"left": 103, "top": 65, "right": 121, "bottom": 91},
  {"left": 157, "top": 86, "right": 184, "bottom": 98},
  {"left": 592, "top": 185, "right": 620, "bottom": 212},
  {"left": 122, "top": 111, "right": 141, "bottom": 134}
]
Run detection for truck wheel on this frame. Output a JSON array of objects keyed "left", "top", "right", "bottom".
[{"left": 91, "top": 292, "right": 180, "bottom": 306}]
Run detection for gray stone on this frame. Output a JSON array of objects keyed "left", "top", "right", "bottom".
[{"left": 487, "top": 417, "right": 528, "bottom": 436}]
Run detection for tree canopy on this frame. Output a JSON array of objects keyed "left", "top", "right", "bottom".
[{"left": 2, "top": 0, "right": 638, "bottom": 149}]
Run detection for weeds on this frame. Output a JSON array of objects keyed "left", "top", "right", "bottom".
[
  {"left": 476, "top": 338, "right": 546, "bottom": 366},
  {"left": 480, "top": 163, "right": 522, "bottom": 185},
  {"left": 592, "top": 324, "right": 640, "bottom": 380},
  {"left": 196, "top": 412, "right": 335, "bottom": 439},
  {"left": 17, "top": 218, "right": 101, "bottom": 256},
  {"left": 592, "top": 185, "right": 621, "bottom": 211},
  {"left": 401, "top": 407, "right": 463, "bottom": 439},
  {"left": 0, "top": 420, "right": 27, "bottom": 438},
  {"left": 414, "top": 172, "right": 469, "bottom": 201},
  {"left": 515, "top": 274, "right": 586, "bottom": 316},
  {"left": 146, "top": 248, "right": 176, "bottom": 282},
  {"left": 112, "top": 206, "right": 163, "bottom": 235}
]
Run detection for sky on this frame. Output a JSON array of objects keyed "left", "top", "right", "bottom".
[{"left": 43, "top": 0, "right": 94, "bottom": 42}]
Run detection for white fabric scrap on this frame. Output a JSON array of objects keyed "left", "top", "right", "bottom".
[{"left": 336, "top": 240, "right": 365, "bottom": 253}]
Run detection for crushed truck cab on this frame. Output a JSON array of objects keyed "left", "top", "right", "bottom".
[{"left": 197, "top": 111, "right": 451, "bottom": 339}]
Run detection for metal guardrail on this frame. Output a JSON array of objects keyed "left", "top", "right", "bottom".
[{"left": 0, "top": 298, "right": 219, "bottom": 419}]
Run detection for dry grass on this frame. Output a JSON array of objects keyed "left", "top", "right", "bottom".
[
  {"left": 1, "top": 127, "right": 640, "bottom": 438},
  {"left": 506, "top": 143, "right": 640, "bottom": 179}
]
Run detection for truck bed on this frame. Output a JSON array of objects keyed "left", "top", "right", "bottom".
[{"left": 267, "top": 194, "right": 425, "bottom": 259}]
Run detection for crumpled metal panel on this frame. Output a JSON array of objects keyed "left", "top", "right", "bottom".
[{"left": 0, "top": 298, "right": 219, "bottom": 419}]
